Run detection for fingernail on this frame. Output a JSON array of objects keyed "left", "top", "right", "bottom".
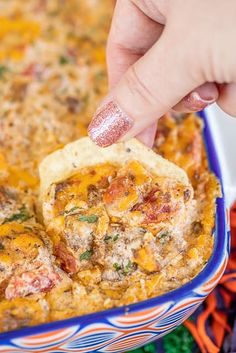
[
  {"left": 183, "top": 91, "right": 215, "bottom": 111},
  {"left": 88, "top": 100, "right": 134, "bottom": 147}
]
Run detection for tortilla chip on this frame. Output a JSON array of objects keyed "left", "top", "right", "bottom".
[{"left": 39, "top": 137, "right": 190, "bottom": 202}]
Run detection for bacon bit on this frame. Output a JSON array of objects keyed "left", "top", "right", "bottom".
[
  {"left": 144, "top": 188, "right": 159, "bottom": 203},
  {"left": 5, "top": 267, "right": 60, "bottom": 300},
  {"left": 133, "top": 188, "right": 175, "bottom": 223},
  {"left": 146, "top": 204, "right": 172, "bottom": 222},
  {"left": 132, "top": 188, "right": 159, "bottom": 211},
  {"left": 54, "top": 242, "right": 77, "bottom": 274}
]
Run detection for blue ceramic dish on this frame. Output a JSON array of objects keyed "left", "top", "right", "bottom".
[{"left": 0, "top": 110, "right": 230, "bottom": 353}]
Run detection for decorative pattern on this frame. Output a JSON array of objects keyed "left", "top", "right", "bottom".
[
  {"left": 194, "top": 255, "right": 228, "bottom": 296},
  {"left": 0, "top": 294, "right": 225, "bottom": 353}
]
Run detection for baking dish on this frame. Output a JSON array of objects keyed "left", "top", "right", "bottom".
[{"left": 0, "top": 107, "right": 232, "bottom": 353}]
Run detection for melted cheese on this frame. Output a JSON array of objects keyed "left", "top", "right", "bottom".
[
  {"left": 0, "top": 223, "right": 25, "bottom": 236},
  {"left": 0, "top": 0, "right": 219, "bottom": 333}
]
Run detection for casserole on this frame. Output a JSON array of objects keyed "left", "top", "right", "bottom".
[{"left": 0, "top": 107, "right": 230, "bottom": 353}]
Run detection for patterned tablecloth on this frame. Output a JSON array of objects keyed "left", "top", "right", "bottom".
[{"left": 128, "top": 204, "right": 236, "bottom": 353}]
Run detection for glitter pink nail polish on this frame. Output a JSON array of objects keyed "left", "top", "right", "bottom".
[
  {"left": 88, "top": 100, "right": 134, "bottom": 147},
  {"left": 183, "top": 92, "right": 215, "bottom": 111}
]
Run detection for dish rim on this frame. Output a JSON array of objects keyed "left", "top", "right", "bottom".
[{"left": 0, "top": 111, "right": 229, "bottom": 342}]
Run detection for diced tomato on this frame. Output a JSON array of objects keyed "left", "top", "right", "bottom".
[
  {"left": 103, "top": 176, "right": 139, "bottom": 213},
  {"left": 5, "top": 267, "right": 60, "bottom": 300},
  {"left": 103, "top": 176, "right": 129, "bottom": 205}
]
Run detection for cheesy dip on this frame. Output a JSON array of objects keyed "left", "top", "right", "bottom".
[{"left": 0, "top": 0, "right": 219, "bottom": 332}]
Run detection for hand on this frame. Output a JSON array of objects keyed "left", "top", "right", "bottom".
[{"left": 88, "top": 0, "right": 236, "bottom": 147}]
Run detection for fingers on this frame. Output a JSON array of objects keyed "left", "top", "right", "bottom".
[
  {"left": 173, "top": 83, "right": 219, "bottom": 112},
  {"left": 107, "top": 0, "right": 163, "bottom": 88},
  {"left": 89, "top": 28, "right": 201, "bottom": 147},
  {"left": 137, "top": 82, "right": 218, "bottom": 149},
  {"left": 217, "top": 83, "right": 236, "bottom": 117},
  {"left": 136, "top": 122, "right": 157, "bottom": 147}
]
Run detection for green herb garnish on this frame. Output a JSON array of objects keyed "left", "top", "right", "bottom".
[
  {"left": 113, "top": 263, "right": 122, "bottom": 271},
  {"left": 123, "top": 260, "right": 133, "bottom": 274},
  {"left": 64, "top": 207, "right": 79, "bottom": 215},
  {"left": 80, "top": 250, "right": 93, "bottom": 261},
  {"left": 113, "top": 234, "right": 119, "bottom": 242},
  {"left": 59, "top": 55, "right": 69, "bottom": 65},
  {"left": 104, "top": 235, "right": 112, "bottom": 243},
  {"left": 78, "top": 214, "right": 98, "bottom": 223},
  {"left": 3, "top": 206, "right": 31, "bottom": 224},
  {"left": 105, "top": 234, "right": 119, "bottom": 243},
  {"left": 159, "top": 232, "right": 169, "bottom": 239},
  {"left": 0, "top": 65, "right": 8, "bottom": 79}
]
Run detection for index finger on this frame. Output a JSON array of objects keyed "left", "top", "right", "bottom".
[{"left": 107, "top": 0, "right": 163, "bottom": 88}]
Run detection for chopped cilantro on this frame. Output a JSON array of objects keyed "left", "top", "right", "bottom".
[
  {"left": 104, "top": 235, "right": 112, "bottom": 243},
  {"left": 3, "top": 206, "right": 31, "bottom": 224},
  {"left": 105, "top": 234, "right": 119, "bottom": 243},
  {"left": 0, "top": 65, "right": 8, "bottom": 79},
  {"left": 113, "top": 234, "right": 119, "bottom": 241},
  {"left": 64, "top": 207, "right": 79, "bottom": 215},
  {"left": 113, "top": 263, "right": 122, "bottom": 271},
  {"left": 159, "top": 232, "right": 169, "bottom": 239},
  {"left": 123, "top": 260, "right": 133, "bottom": 274},
  {"left": 78, "top": 214, "right": 98, "bottom": 223},
  {"left": 59, "top": 55, "right": 69, "bottom": 65},
  {"left": 80, "top": 250, "right": 93, "bottom": 261}
]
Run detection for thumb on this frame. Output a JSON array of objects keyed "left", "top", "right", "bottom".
[{"left": 88, "top": 31, "right": 202, "bottom": 147}]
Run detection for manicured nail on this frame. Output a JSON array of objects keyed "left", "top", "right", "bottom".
[
  {"left": 88, "top": 100, "right": 134, "bottom": 147},
  {"left": 183, "top": 91, "right": 215, "bottom": 111}
]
